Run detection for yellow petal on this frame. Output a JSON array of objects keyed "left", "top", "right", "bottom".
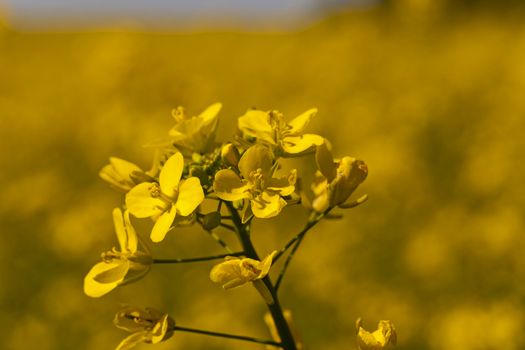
[
  {"left": 151, "top": 314, "right": 174, "bottom": 344},
  {"left": 93, "top": 260, "right": 130, "bottom": 284},
  {"left": 116, "top": 331, "right": 149, "bottom": 350},
  {"left": 83, "top": 262, "right": 122, "bottom": 298},
  {"left": 151, "top": 207, "right": 176, "bottom": 243},
  {"left": 210, "top": 259, "right": 244, "bottom": 287},
  {"left": 287, "top": 108, "right": 317, "bottom": 134},
  {"left": 198, "top": 102, "right": 222, "bottom": 126},
  {"left": 159, "top": 152, "right": 184, "bottom": 197},
  {"left": 213, "top": 169, "right": 251, "bottom": 201},
  {"left": 113, "top": 207, "right": 127, "bottom": 251},
  {"left": 315, "top": 141, "right": 337, "bottom": 181},
  {"left": 266, "top": 169, "right": 297, "bottom": 196},
  {"left": 251, "top": 192, "right": 287, "bottom": 218},
  {"left": 238, "top": 110, "right": 276, "bottom": 145},
  {"left": 175, "top": 177, "right": 204, "bottom": 216},
  {"left": 238, "top": 145, "right": 274, "bottom": 179},
  {"left": 110, "top": 157, "right": 142, "bottom": 177},
  {"left": 126, "top": 183, "right": 165, "bottom": 218},
  {"left": 282, "top": 134, "right": 324, "bottom": 154},
  {"left": 257, "top": 251, "right": 277, "bottom": 278},
  {"left": 123, "top": 210, "right": 138, "bottom": 253}
]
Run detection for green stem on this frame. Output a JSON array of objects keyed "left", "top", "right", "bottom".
[
  {"left": 153, "top": 252, "right": 243, "bottom": 264},
  {"left": 275, "top": 236, "right": 304, "bottom": 291},
  {"left": 225, "top": 201, "right": 297, "bottom": 350},
  {"left": 173, "top": 325, "right": 282, "bottom": 347}
]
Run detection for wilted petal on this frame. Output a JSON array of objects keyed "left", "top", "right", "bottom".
[
  {"left": 238, "top": 145, "right": 274, "bottom": 179},
  {"left": 356, "top": 319, "right": 396, "bottom": 350},
  {"left": 176, "top": 177, "right": 204, "bottom": 216},
  {"left": 150, "top": 315, "right": 175, "bottom": 344},
  {"left": 159, "top": 153, "right": 184, "bottom": 197},
  {"left": 287, "top": 108, "right": 317, "bottom": 134},
  {"left": 126, "top": 183, "right": 165, "bottom": 218},
  {"left": 282, "top": 134, "right": 324, "bottom": 154},
  {"left": 251, "top": 191, "right": 287, "bottom": 218},
  {"left": 84, "top": 262, "right": 122, "bottom": 298},
  {"left": 151, "top": 207, "right": 176, "bottom": 243},
  {"left": 213, "top": 169, "right": 251, "bottom": 201}
]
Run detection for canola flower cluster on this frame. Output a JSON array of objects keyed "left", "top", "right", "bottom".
[{"left": 83, "top": 103, "right": 394, "bottom": 350}]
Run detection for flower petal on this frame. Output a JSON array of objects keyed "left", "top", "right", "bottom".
[
  {"left": 123, "top": 210, "right": 138, "bottom": 253},
  {"left": 93, "top": 261, "right": 130, "bottom": 284},
  {"left": 116, "top": 331, "right": 149, "bottom": 350},
  {"left": 251, "top": 192, "right": 287, "bottom": 218},
  {"left": 315, "top": 141, "right": 337, "bottom": 181},
  {"left": 151, "top": 207, "right": 176, "bottom": 243},
  {"left": 282, "top": 134, "right": 324, "bottom": 154},
  {"left": 199, "top": 102, "right": 222, "bottom": 128},
  {"left": 287, "top": 108, "right": 317, "bottom": 134},
  {"left": 238, "top": 110, "right": 276, "bottom": 145},
  {"left": 210, "top": 259, "right": 244, "bottom": 287},
  {"left": 213, "top": 169, "right": 251, "bottom": 201},
  {"left": 175, "top": 177, "right": 204, "bottom": 216},
  {"left": 159, "top": 152, "right": 184, "bottom": 197},
  {"left": 267, "top": 169, "right": 297, "bottom": 196},
  {"left": 84, "top": 262, "right": 122, "bottom": 298},
  {"left": 126, "top": 183, "right": 165, "bottom": 218},
  {"left": 112, "top": 207, "right": 127, "bottom": 251},
  {"left": 238, "top": 145, "right": 274, "bottom": 179}
]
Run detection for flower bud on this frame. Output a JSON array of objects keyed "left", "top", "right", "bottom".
[
  {"left": 202, "top": 212, "right": 222, "bottom": 230},
  {"left": 221, "top": 143, "right": 241, "bottom": 168}
]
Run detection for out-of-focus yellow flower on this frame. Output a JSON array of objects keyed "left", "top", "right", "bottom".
[
  {"left": 84, "top": 208, "right": 152, "bottom": 298},
  {"left": 114, "top": 306, "right": 175, "bottom": 350},
  {"left": 238, "top": 108, "right": 324, "bottom": 156},
  {"left": 169, "top": 102, "right": 222, "bottom": 153},
  {"left": 312, "top": 142, "right": 368, "bottom": 212},
  {"left": 356, "top": 318, "right": 397, "bottom": 350},
  {"left": 213, "top": 145, "right": 296, "bottom": 219},
  {"left": 126, "top": 152, "right": 204, "bottom": 243},
  {"left": 210, "top": 251, "right": 276, "bottom": 288}
]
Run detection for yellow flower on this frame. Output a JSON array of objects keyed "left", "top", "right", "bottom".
[
  {"left": 126, "top": 152, "right": 204, "bottom": 243},
  {"left": 114, "top": 306, "right": 175, "bottom": 350},
  {"left": 169, "top": 102, "right": 222, "bottom": 153},
  {"left": 84, "top": 208, "right": 152, "bottom": 298},
  {"left": 312, "top": 142, "right": 368, "bottom": 212},
  {"left": 210, "top": 251, "right": 277, "bottom": 304},
  {"left": 238, "top": 108, "right": 324, "bottom": 156},
  {"left": 213, "top": 145, "right": 296, "bottom": 219},
  {"left": 356, "top": 318, "right": 397, "bottom": 350}
]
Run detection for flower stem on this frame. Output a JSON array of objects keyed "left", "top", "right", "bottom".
[
  {"left": 173, "top": 325, "right": 283, "bottom": 347},
  {"left": 153, "top": 252, "right": 243, "bottom": 264},
  {"left": 225, "top": 201, "right": 298, "bottom": 350}
]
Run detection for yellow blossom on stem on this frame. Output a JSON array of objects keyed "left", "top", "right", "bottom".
[
  {"left": 213, "top": 145, "right": 296, "bottom": 220},
  {"left": 125, "top": 152, "right": 204, "bottom": 243},
  {"left": 210, "top": 251, "right": 277, "bottom": 304},
  {"left": 312, "top": 141, "right": 368, "bottom": 212},
  {"left": 114, "top": 306, "right": 175, "bottom": 350},
  {"left": 356, "top": 318, "right": 397, "bottom": 350},
  {"left": 169, "top": 102, "right": 222, "bottom": 153},
  {"left": 84, "top": 208, "right": 152, "bottom": 298},
  {"left": 99, "top": 157, "right": 146, "bottom": 193},
  {"left": 238, "top": 108, "right": 324, "bottom": 156}
]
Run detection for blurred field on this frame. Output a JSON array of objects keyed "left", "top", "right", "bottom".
[{"left": 1, "top": 3, "right": 525, "bottom": 350}]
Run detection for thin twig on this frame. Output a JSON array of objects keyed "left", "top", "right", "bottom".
[
  {"left": 153, "top": 252, "right": 243, "bottom": 264},
  {"left": 173, "top": 325, "right": 283, "bottom": 347}
]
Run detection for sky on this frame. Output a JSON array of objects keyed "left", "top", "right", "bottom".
[{"left": 3, "top": 0, "right": 378, "bottom": 28}]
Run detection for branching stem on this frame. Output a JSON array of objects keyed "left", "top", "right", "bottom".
[{"left": 153, "top": 252, "right": 243, "bottom": 264}]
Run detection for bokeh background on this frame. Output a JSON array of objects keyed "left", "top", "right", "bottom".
[{"left": 1, "top": 0, "right": 525, "bottom": 349}]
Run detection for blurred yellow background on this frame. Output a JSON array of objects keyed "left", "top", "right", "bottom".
[{"left": 1, "top": 1, "right": 525, "bottom": 349}]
